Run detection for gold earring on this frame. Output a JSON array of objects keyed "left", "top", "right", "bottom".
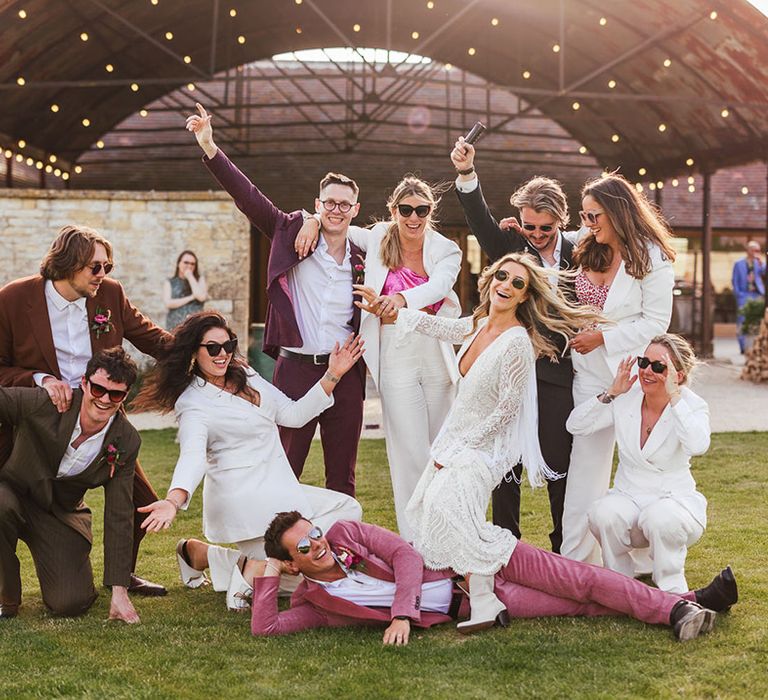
[{"left": 187, "top": 356, "right": 196, "bottom": 375}]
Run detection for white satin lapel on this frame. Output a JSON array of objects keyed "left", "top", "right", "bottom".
[
  {"left": 365, "top": 245, "right": 389, "bottom": 295},
  {"left": 602, "top": 263, "right": 634, "bottom": 317},
  {"left": 421, "top": 229, "right": 436, "bottom": 275}
]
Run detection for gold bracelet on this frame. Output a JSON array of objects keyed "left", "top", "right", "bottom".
[{"left": 164, "top": 498, "right": 180, "bottom": 513}]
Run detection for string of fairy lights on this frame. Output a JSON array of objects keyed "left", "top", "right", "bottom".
[{"left": 1, "top": 0, "right": 754, "bottom": 196}]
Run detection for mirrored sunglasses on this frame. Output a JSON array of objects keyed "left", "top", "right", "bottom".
[
  {"left": 296, "top": 526, "right": 324, "bottom": 554},
  {"left": 88, "top": 379, "right": 128, "bottom": 403},
  {"left": 397, "top": 204, "right": 431, "bottom": 218},
  {"left": 637, "top": 356, "right": 667, "bottom": 374},
  {"left": 493, "top": 269, "right": 526, "bottom": 289},
  {"left": 199, "top": 338, "right": 238, "bottom": 357},
  {"left": 579, "top": 210, "right": 604, "bottom": 226}
]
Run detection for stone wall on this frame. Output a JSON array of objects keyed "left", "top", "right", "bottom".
[{"left": 0, "top": 189, "right": 251, "bottom": 362}]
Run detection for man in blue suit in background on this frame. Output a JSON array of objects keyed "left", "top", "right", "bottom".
[{"left": 732, "top": 240, "right": 766, "bottom": 353}]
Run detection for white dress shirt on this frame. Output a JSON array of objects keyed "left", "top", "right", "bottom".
[
  {"left": 56, "top": 414, "right": 114, "bottom": 478},
  {"left": 315, "top": 564, "right": 453, "bottom": 614},
  {"left": 283, "top": 234, "right": 354, "bottom": 355},
  {"left": 33, "top": 280, "right": 91, "bottom": 388}
]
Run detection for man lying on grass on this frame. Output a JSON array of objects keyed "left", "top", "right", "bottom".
[{"left": 186, "top": 512, "right": 738, "bottom": 643}]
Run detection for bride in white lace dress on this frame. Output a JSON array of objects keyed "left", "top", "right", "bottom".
[{"left": 356, "top": 252, "right": 602, "bottom": 632}]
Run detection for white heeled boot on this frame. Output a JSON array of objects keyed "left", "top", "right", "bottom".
[{"left": 456, "top": 574, "right": 509, "bottom": 634}]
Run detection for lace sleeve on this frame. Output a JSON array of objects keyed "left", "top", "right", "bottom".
[
  {"left": 462, "top": 335, "right": 533, "bottom": 449},
  {"left": 396, "top": 307, "right": 473, "bottom": 344}
]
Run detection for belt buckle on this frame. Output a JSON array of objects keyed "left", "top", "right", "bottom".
[{"left": 312, "top": 354, "right": 323, "bottom": 365}]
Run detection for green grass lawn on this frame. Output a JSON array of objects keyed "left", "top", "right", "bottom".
[{"left": 2, "top": 431, "right": 767, "bottom": 699}]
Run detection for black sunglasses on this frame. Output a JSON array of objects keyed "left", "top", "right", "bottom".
[
  {"left": 493, "top": 269, "right": 526, "bottom": 289},
  {"left": 522, "top": 223, "right": 555, "bottom": 233},
  {"left": 88, "top": 379, "right": 128, "bottom": 403},
  {"left": 87, "top": 262, "right": 114, "bottom": 275},
  {"left": 199, "top": 338, "right": 238, "bottom": 357},
  {"left": 637, "top": 356, "right": 667, "bottom": 374},
  {"left": 296, "top": 525, "right": 323, "bottom": 554},
  {"left": 320, "top": 199, "right": 354, "bottom": 213},
  {"left": 579, "top": 210, "right": 604, "bottom": 226},
  {"left": 397, "top": 204, "right": 431, "bottom": 218}
]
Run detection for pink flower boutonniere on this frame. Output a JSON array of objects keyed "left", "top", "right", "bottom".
[
  {"left": 104, "top": 442, "right": 124, "bottom": 479},
  {"left": 91, "top": 307, "right": 114, "bottom": 338},
  {"left": 352, "top": 256, "right": 366, "bottom": 285},
  {"left": 336, "top": 547, "right": 365, "bottom": 572}
]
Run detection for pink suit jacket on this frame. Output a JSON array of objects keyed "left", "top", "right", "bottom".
[{"left": 251, "top": 520, "right": 464, "bottom": 636}]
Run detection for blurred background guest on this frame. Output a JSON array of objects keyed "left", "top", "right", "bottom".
[
  {"left": 732, "top": 240, "right": 765, "bottom": 353},
  {"left": 164, "top": 250, "right": 208, "bottom": 329}
]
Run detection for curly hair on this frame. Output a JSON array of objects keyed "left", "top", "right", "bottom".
[
  {"left": 85, "top": 346, "right": 138, "bottom": 388},
  {"left": 132, "top": 311, "right": 253, "bottom": 413},
  {"left": 264, "top": 511, "right": 307, "bottom": 561},
  {"left": 469, "top": 253, "right": 605, "bottom": 360}
]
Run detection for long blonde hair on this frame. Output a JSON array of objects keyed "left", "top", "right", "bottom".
[
  {"left": 575, "top": 172, "right": 676, "bottom": 278},
  {"left": 379, "top": 175, "right": 441, "bottom": 270},
  {"left": 470, "top": 253, "right": 605, "bottom": 360}
]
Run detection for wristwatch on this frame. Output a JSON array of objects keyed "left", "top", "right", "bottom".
[{"left": 394, "top": 615, "right": 410, "bottom": 621}]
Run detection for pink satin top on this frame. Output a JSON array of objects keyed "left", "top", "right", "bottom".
[{"left": 381, "top": 267, "right": 443, "bottom": 315}]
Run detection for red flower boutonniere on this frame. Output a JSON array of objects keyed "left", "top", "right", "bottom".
[
  {"left": 104, "top": 442, "right": 124, "bottom": 479},
  {"left": 91, "top": 307, "right": 114, "bottom": 338},
  {"left": 336, "top": 547, "right": 365, "bottom": 572}
]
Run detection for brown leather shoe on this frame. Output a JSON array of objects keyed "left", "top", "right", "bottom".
[
  {"left": 0, "top": 603, "right": 19, "bottom": 618},
  {"left": 128, "top": 573, "right": 167, "bottom": 597}
]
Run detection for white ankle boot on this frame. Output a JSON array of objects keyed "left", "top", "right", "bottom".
[{"left": 456, "top": 574, "right": 509, "bottom": 634}]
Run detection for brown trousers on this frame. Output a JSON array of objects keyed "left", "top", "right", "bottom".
[{"left": 0, "top": 482, "right": 98, "bottom": 615}]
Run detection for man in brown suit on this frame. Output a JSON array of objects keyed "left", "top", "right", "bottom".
[
  {"left": 0, "top": 348, "right": 142, "bottom": 621},
  {"left": 0, "top": 225, "right": 171, "bottom": 595}
]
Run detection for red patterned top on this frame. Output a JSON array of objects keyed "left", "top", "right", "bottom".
[{"left": 574, "top": 270, "right": 610, "bottom": 310}]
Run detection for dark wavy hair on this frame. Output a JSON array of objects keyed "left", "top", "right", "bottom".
[
  {"left": 264, "top": 511, "right": 307, "bottom": 561},
  {"left": 132, "top": 311, "right": 252, "bottom": 413},
  {"left": 40, "top": 224, "right": 113, "bottom": 281},
  {"left": 85, "top": 346, "right": 138, "bottom": 388}
]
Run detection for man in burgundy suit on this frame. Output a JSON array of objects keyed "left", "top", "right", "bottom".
[
  {"left": 186, "top": 103, "right": 365, "bottom": 496},
  {"left": 0, "top": 225, "right": 171, "bottom": 595},
  {"left": 244, "top": 512, "right": 737, "bottom": 643}
]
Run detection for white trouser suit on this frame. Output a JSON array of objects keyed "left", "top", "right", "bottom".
[{"left": 560, "top": 245, "right": 675, "bottom": 565}]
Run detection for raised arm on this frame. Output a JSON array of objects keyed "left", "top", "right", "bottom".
[
  {"left": 392, "top": 307, "right": 473, "bottom": 344},
  {"left": 451, "top": 137, "right": 525, "bottom": 262},
  {"left": 186, "top": 103, "right": 293, "bottom": 239}
]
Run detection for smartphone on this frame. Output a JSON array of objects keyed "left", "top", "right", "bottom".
[{"left": 464, "top": 121, "right": 487, "bottom": 145}]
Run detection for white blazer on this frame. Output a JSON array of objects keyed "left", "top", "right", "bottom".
[
  {"left": 566, "top": 385, "right": 710, "bottom": 527},
  {"left": 570, "top": 234, "right": 675, "bottom": 376},
  {"left": 348, "top": 222, "right": 462, "bottom": 388},
  {"left": 169, "top": 373, "right": 333, "bottom": 543}
]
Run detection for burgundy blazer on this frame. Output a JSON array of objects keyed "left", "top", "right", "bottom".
[
  {"left": 203, "top": 149, "right": 364, "bottom": 361},
  {"left": 0, "top": 275, "right": 171, "bottom": 463},
  {"left": 250, "top": 520, "right": 467, "bottom": 637}
]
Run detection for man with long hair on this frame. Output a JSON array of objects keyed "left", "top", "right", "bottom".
[{"left": 0, "top": 224, "right": 171, "bottom": 596}]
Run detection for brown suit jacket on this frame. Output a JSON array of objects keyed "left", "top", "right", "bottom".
[
  {"left": 0, "top": 275, "right": 171, "bottom": 463},
  {"left": 0, "top": 387, "right": 140, "bottom": 587}
]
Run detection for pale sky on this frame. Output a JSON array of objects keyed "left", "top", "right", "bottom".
[{"left": 746, "top": 0, "right": 768, "bottom": 15}]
